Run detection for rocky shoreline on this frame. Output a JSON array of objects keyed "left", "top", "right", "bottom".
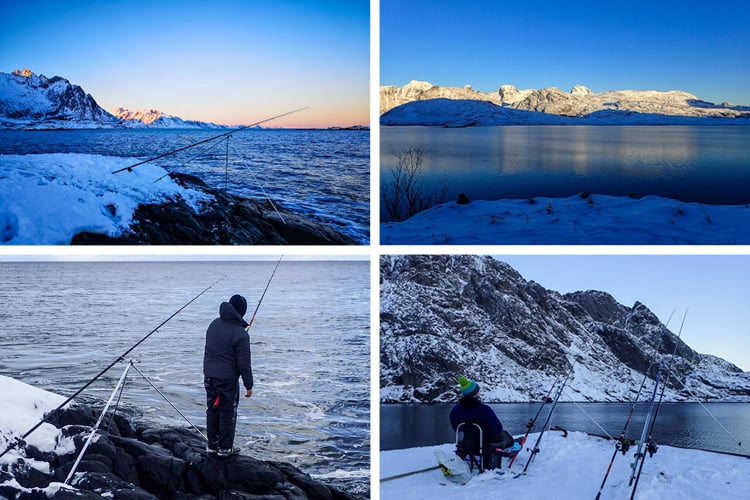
[
  {"left": 1, "top": 404, "right": 361, "bottom": 499},
  {"left": 72, "top": 173, "right": 359, "bottom": 245}
]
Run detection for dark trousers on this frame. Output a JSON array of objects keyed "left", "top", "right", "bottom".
[{"left": 205, "top": 376, "right": 239, "bottom": 450}]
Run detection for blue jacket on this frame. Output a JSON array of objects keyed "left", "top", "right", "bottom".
[{"left": 449, "top": 396, "right": 503, "bottom": 442}]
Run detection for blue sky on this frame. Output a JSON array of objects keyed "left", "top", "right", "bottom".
[
  {"left": 381, "top": 0, "right": 750, "bottom": 106},
  {"left": 0, "top": 0, "right": 369, "bottom": 127},
  {"left": 497, "top": 255, "right": 750, "bottom": 372}
]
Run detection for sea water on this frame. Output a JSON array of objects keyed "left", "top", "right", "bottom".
[
  {"left": 380, "top": 125, "right": 750, "bottom": 221},
  {"left": 0, "top": 260, "right": 370, "bottom": 496},
  {"left": 381, "top": 402, "right": 750, "bottom": 456},
  {"left": 0, "top": 128, "right": 369, "bottom": 244}
]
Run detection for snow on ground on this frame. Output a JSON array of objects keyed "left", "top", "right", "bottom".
[
  {"left": 0, "top": 376, "right": 74, "bottom": 471},
  {"left": 380, "top": 194, "right": 750, "bottom": 245},
  {"left": 0, "top": 153, "right": 213, "bottom": 244},
  {"left": 380, "top": 432, "right": 750, "bottom": 499}
]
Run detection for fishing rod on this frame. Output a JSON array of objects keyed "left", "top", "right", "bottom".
[
  {"left": 380, "top": 465, "right": 442, "bottom": 482},
  {"left": 516, "top": 361, "right": 577, "bottom": 477},
  {"left": 247, "top": 256, "right": 283, "bottom": 329},
  {"left": 507, "top": 374, "right": 562, "bottom": 468},
  {"left": 628, "top": 309, "right": 688, "bottom": 498},
  {"left": 0, "top": 276, "right": 225, "bottom": 459},
  {"left": 594, "top": 308, "right": 677, "bottom": 499},
  {"left": 111, "top": 107, "right": 309, "bottom": 174}
]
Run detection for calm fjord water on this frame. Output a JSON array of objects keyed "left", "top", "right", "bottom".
[{"left": 381, "top": 125, "right": 750, "bottom": 221}]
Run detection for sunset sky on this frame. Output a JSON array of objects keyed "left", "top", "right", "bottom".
[
  {"left": 0, "top": 0, "right": 369, "bottom": 128},
  {"left": 381, "top": 0, "right": 750, "bottom": 106}
]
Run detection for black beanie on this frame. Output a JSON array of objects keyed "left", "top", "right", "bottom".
[{"left": 229, "top": 294, "right": 247, "bottom": 317}]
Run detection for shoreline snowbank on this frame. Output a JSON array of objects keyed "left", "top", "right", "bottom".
[
  {"left": 381, "top": 194, "right": 750, "bottom": 245},
  {"left": 0, "top": 153, "right": 212, "bottom": 244},
  {"left": 380, "top": 432, "right": 750, "bottom": 499}
]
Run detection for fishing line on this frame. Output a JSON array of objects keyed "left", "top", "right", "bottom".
[
  {"left": 129, "top": 361, "right": 208, "bottom": 442},
  {"left": 0, "top": 276, "right": 226, "bottom": 459},
  {"left": 248, "top": 256, "right": 283, "bottom": 329},
  {"left": 152, "top": 133, "right": 228, "bottom": 183},
  {"left": 238, "top": 157, "right": 287, "bottom": 224},
  {"left": 560, "top": 389, "right": 614, "bottom": 440},
  {"left": 111, "top": 108, "right": 309, "bottom": 174}
]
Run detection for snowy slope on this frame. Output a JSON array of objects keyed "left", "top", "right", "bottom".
[
  {"left": 0, "top": 153, "right": 212, "bottom": 244},
  {"left": 380, "top": 81, "right": 750, "bottom": 125},
  {"left": 0, "top": 69, "right": 120, "bottom": 128},
  {"left": 380, "top": 194, "right": 750, "bottom": 245},
  {"left": 380, "top": 255, "right": 750, "bottom": 403},
  {"left": 380, "top": 433, "right": 750, "bottom": 500}
]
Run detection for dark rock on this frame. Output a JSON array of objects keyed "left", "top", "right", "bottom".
[
  {"left": 3, "top": 403, "right": 360, "bottom": 500},
  {"left": 71, "top": 173, "right": 358, "bottom": 245},
  {"left": 456, "top": 192, "right": 470, "bottom": 205}
]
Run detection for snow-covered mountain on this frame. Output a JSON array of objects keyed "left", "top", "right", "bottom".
[
  {"left": 111, "top": 106, "right": 225, "bottom": 129},
  {"left": 0, "top": 69, "right": 120, "bottom": 128},
  {"left": 380, "top": 80, "right": 750, "bottom": 126},
  {"left": 0, "top": 69, "right": 225, "bottom": 129},
  {"left": 380, "top": 255, "right": 750, "bottom": 403}
]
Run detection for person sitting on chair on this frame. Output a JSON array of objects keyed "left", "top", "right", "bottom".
[{"left": 450, "top": 376, "right": 514, "bottom": 469}]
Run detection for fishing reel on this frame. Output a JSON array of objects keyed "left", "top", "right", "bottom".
[{"left": 616, "top": 438, "right": 633, "bottom": 455}]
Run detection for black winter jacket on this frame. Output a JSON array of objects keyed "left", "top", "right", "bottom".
[{"left": 203, "top": 302, "right": 254, "bottom": 390}]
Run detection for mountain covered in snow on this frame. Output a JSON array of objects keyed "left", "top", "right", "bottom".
[
  {"left": 380, "top": 255, "right": 750, "bottom": 403},
  {"left": 0, "top": 69, "right": 120, "bottom": 128},
  {"left": 0, "top": 69, "right": 225, "bottom": 129},
  {"left": 111, "top": 106, "right": 225, "bottom": 128},
  {"left": 380, "top": 80, "right": 750, "bottom": 126}
]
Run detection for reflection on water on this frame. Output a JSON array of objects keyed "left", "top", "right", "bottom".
[{"left": 380, "top": 125, "right": 750, "bottom": 220}]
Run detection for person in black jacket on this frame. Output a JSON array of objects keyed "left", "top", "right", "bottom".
[{"left": 203, "top": 294, "right": 254, "bottom": 457}]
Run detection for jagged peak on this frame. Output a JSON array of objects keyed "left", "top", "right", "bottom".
[
  {"left": 12, "top": 68, "right": 35, "bottom": 77},
  {"left": 404, "top": 80, "right": 434, "bottom": 91}
]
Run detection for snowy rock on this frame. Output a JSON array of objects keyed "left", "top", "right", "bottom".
[
  {"left": 380, "top": 255, "right": 750, "bottom": 403},
  {"left": 1, "top": 399, "right": 357, "bottom": 499},
  {"left": 571, "top": 84, "right": 592, "bottom": 95},
  {"left": 71, "top": 172, "right": 357, "bottom": 245}
]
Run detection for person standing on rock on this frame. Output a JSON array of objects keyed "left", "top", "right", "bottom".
[{"left": 203, "top": 294, "right": 254, "bottom": 457}]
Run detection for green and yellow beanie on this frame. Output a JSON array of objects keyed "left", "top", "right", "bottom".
[{"left": 458, "top": 376, "right": 479, "bottom": 397}]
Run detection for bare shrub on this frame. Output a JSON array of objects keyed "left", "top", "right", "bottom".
[{"left": 382, "top": 146, "right": 448, "bottom": 222}]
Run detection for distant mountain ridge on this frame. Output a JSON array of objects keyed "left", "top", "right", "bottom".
[
  {"left": 0, "top": 69, "right": 225, "bottom": 129},
  {"left": 380, "top": 255, "right": 750, "bottom": 403},
  {"left": 111, "top": 106, "right": 225, "bottom": 129},
  {"left": 380, "top": 80, "right": 750, "bottom": 126}
]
